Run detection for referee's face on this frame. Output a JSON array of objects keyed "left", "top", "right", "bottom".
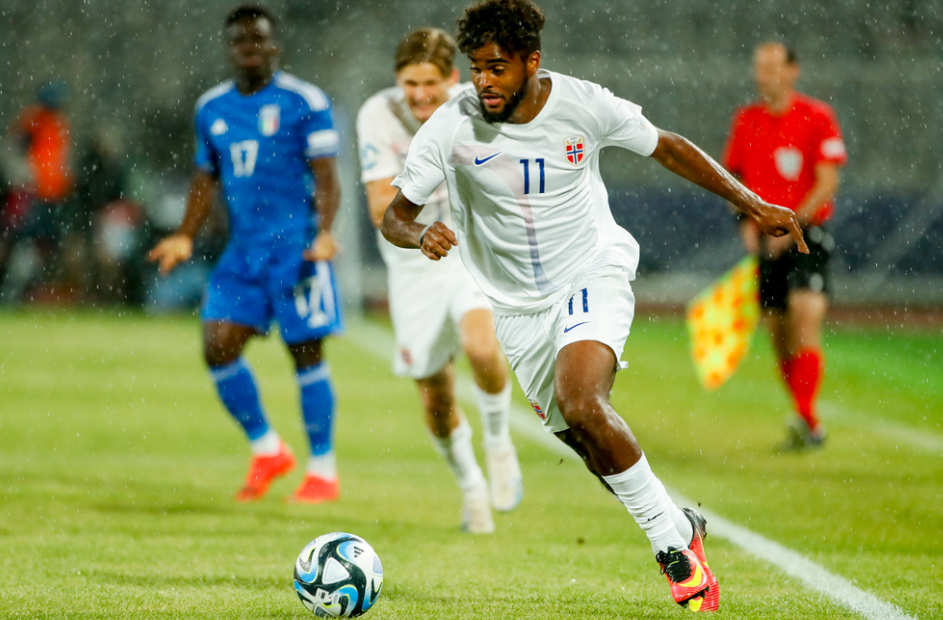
[{"left": 754, "top": 43, "right": 797, "bottom": 105}]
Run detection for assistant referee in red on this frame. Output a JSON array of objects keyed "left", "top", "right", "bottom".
[{"left": 723, "top": 41, "right": 847, "bottom": 450}]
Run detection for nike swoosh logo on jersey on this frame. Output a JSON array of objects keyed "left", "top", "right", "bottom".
[
  {"left": 474, "top": 153, "right": 502, "bottom": 165},
  {"left": 563, "top": 321, "right": 590, "bottom": 333}
]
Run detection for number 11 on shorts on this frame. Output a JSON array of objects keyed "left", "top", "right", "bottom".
[{"left": 568, "top": 288, "right": 588, "bottom": 315}]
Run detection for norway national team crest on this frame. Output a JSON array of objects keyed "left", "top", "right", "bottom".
[
  {"left": 259, "top": 104, "right": 280, "bottom": 136},
  {"left": 564, "top": 135, "right": 584, "bottom": 166}
]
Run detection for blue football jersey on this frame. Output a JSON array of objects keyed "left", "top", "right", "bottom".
[{"left": 194, "top": 71, "right": 339, "bottom": 248}]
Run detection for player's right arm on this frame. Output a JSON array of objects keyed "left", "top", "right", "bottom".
[
  {"left": 365, "top": 178, "right": 399, "bottom": 229},
  {"left": 370, "top": 98, "right": 452, "bottom": 260},
  {"left": 149, "top": 97, "right": 223, "bottom": 275},
  {"left": 380, "top": 190, "right": 457, "bottom": 261},
  {"left": 147, "top": 170, "right": 218, "bottom": 275},
  {"left": 356, "top": 94, "right": 413, "bottom": 230}
]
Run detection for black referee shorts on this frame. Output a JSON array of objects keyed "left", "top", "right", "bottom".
[{"left": 759, "top": 226, "right": 834, "bottom": 310}]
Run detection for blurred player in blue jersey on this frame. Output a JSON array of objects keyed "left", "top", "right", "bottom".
[{"left": 148, "top": 5, "right": 343, "bottom": 504}]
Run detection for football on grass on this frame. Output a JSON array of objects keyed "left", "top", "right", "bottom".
[{"left": 293, "top": 532, "right": 383, "bottom": 617}]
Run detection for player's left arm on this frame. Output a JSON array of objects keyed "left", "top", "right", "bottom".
[
  {"left": 305, "top": 156, "right": 341, "bottom": 261},
  {"left": 649, "top": 129, "right": 809, "bottom": 254}
]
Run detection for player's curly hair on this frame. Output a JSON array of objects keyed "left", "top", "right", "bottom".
[
  {"left": 225, "top": 4, "right": 277, "bottom": 30},
  {"left": 456, "top": 0, "right": 545, "bottom": 58}
]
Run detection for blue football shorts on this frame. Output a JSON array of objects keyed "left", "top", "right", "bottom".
[{"left": 201, "top": 248, "right": 344, "bottom": 344}]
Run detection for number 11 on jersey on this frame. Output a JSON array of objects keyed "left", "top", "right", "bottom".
[{"left": 520, "top": 158, "right": 545, "bottom": 195}]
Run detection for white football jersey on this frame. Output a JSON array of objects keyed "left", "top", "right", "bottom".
[
  {"left": 393, "top": 69, "right": 659, "bottom": 314},
  {"left": 357, "top": 83, "right": 469, "bottom": 270}
]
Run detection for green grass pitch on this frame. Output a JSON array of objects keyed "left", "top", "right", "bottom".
[{"left": 0, "top": 310, "right": 940, "bottom": 619}]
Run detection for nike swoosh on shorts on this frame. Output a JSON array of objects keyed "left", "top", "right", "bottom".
[{"left": 563, "top": 321, "right": 589, "bottom": 333}]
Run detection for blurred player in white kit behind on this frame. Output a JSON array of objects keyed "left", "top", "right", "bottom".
[{"left": 356, "top": 27, "right": 523, "bottom": 534}]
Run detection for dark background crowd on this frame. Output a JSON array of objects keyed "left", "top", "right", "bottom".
[
  {"left": 1, "top": 0, "right": 941, "bottom": 313},
  {"left": 0, "top": 82, "right": 227, "bottom": 310}
]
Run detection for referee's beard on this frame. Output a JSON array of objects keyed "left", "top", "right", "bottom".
[{"left": 480, "top": 75, "right": 529, "bottom": 124}]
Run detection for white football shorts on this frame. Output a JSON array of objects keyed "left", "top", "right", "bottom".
[
  {"left": 494, "top": 264, "right": 636, "bottom": 433},
  {"left": 387, "top": 257, "right": 492, "bottom": 379}
]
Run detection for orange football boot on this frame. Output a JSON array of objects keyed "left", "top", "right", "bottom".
[
  {"left": 288, "top": 474, "right": 340, "bottom": 504},
  {"left": 234, "top": 442, "right": 295, "bottom": 502},
  {"left": 681, "top": 508, "right": 720, "bottom": 612},
  {"left": 655, "top": 547, "right": 712, "bottom": 612}
]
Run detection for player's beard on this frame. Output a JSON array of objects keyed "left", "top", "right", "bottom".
[{"left": 480, "top": 76, "right": 529, "bottom": 124}]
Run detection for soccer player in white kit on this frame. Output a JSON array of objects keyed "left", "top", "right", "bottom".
[
  {"left": 381, "top": 0, "right": 810, "bottom": 611},
  {"left": 357, "top": 28, "right": 524, "bottom": 534}
]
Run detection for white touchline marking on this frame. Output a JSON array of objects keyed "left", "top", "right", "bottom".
[
  {"left": 820, "top": 402, "right": 943, "bottom": 456},
  {"left": 345, "top": 321, "right": 918, "bottom": 620}
]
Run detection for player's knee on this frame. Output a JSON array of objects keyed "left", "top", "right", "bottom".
[
  {"left": 203, "top": 336, "right": 239, "bottom": 368},
  {"left": 462, "top": 333, "right": 500, "bottom": 369},
  {"left": 289, "top": 341, "right": 323, "bottom": 370},
  {"left": 555, "top": 389, "right": 606, "bottom": 431}
]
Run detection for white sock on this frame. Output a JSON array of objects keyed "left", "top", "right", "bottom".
[
  {"left": 306, "top": 452, "right": 337, "bottom": 480},
  {"left": 250, "top": 429, "right": 281, "bottom": 456},
  {"left": 653, "top": 476, "right": 695, "bottom": 544},
  {"left": 473, "top": 382, "right": 512, "bottom": 449},
  {"left": 429, "top": 419, "right": 484, "bottom": 493},
  {"left": 602, "top": 453, "right": 689, "bottom": 555}
]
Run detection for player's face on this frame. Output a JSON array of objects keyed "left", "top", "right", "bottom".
[
  {"left": 396, "top": 62, "right": 459, "bottom": 124},
  {"left": 226, "top": 17, "right": 279, "bottom": 81},
  {"left": 753, "top": 44, "right": 798, "bottom": 104},
  {"left": 468, "top": 43, "right": 534, "bottom": 123}
]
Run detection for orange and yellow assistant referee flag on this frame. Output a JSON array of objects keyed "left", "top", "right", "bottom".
[{"left": 686, "top": 256, "right": 760, "bottom": 390}]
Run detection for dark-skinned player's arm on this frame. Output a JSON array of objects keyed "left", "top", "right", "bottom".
[
  {"left": 147, "top": 170, "right": 219, "bottom": 275},
  {"left": 649, "top": 129, "right": 810, "bottom": 254},
  {"left": 304, "top": 156, "right": 342, "bottom": 262},
  {"left": 380, "top": 190, "right": 458, "bottom": 262}
]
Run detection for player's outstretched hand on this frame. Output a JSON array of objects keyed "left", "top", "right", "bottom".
[
  {"left": 304, "top": 231, "right": 337, "bottom": 262},
  {"left": 147, "top": 234, "right": 194, "bottom": 275},
  {"left": 752, "top": 202, "right": 810, "bottom": 254},
  {"left": 421, "top": 222, "right": 458, "bottom": 261}
]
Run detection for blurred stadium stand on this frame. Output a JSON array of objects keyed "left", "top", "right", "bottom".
[{"left": 1, "top": 0, "right": 940, "bottom": 310}]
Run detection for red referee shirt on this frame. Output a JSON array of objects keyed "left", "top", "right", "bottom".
[{"left": 723, "top": 92, "right": 846, "bottom": 226}]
